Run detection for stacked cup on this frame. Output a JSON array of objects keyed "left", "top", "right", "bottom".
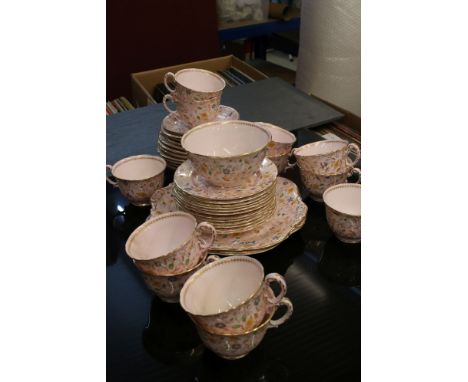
[
  {"left": 125, "top": 211, "right": 216, "bottom": 303},
  {"left": 162, "top": 68, "right": 226, "bottom": 128},
  {"left": 180, "top": 256, "right": 293, "bottom": 360},
  {"left": 293, "top": 140, "right": 361, "bottom": 202}
]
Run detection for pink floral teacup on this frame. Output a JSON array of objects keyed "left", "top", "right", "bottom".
[
  {"left": 196, "top": 296, "right": 293, "bottom": 360},
  {"left": 323, "top": 183, "right": 361, "bottom": 243},
  {"left": 256, "top": 122, "right": 296, "bottom": 157},
  {"left": 293, "top": 140, "right": 360, "bottom": 175},
  {"left": 106, "top": 155, "right": 166, "bottom": 206},
  {"left": 125, "top": 212, "right": 216, "bottom": 276},
  {"left": 181, "top": 120, "right": 272, "bottom": 187},
  {"left": 163, "top": 93, "right": 220, "bottom": 128},
  {"left": 180, "top": 256, "right": 287, "bottom": 335}
]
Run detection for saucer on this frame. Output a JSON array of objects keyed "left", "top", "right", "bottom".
[
  {"left": 174, "top": 159, "right": 277, "bottom": 201},
  {"left": 163, "top": 105, "right": 240, "bottom": 135},
  {"left": 149, "top": 178, "right": 308, "bottom": 255}
]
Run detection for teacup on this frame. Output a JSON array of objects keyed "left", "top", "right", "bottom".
[
  {"left": 300, "top": 167, "right": 361, "bottom": 202},
  {"left": 323, "top": 183, "right": 361, "bottom": 243},
  {"left": 180, "top": 256, "right": 287, "bottom": 335},
  {"left": 196, "top": 296, "right": 293, "bottom": 360},
  {"left": 293, "top": 140, "right": 360, "bottom": 175},
  {"left": 135, "top": 255, "right": 220, "bottom": 303},
  {"left": 125, "top": 212, "right": 216, "bottom": 275},
  {"left": 106, "top": 155, "right": 166, "bottom": 206},
  {"left": 181, "top": 120, "right": 272, "bottom": 187},
  {"left": 163, "top": 93, "right": 220, "bottom": 128},
  {"left": 256, "top": 122, "right": 296, "bottom": 157},
  {"left": 164, "top": 68, "right": 225, "bottom": 102}
]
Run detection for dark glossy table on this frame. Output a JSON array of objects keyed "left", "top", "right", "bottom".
[{"left": 107, "top": 104, "right": 360, "bottom": 382}]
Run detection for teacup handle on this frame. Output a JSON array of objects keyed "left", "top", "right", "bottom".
[
  {"left": 264, "top": 273, "right": 287, "bottom": 305},
  {"left": 205, "top": 254, "right": 221, "bottom": 264},
  {"left": 284, "top": 152, "right": 297, "bottom": 172},
  {"left": 346, "top": 143, "right": 361, "bottom": 167},
  {"left": 195, "top": 222, "right": 216, "bottom": 251},
  {"left": 164, "top": 72, "right": 176, "bottom": 93},
  {"left": 348, "top": 167, "right": 361, "bottom": 184},
  {"left": 268, "top": 297, "right": 293, "bottom": 329},
  {"left": 106, "top": 164, "right": 118, "bottom": 186},
  {"left": 163, "top": 94, "right": 176, "bottom": 114}
]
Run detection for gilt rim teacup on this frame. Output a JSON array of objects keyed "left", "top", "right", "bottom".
[
  {"left": 180, "top": 256, "right": 287, "bottom": 335},
  {"left": 256, "top": 122, "right": 296, "bottom": 157},
  {"left": 106, "top": 155, "right": 166, "bottom": 206},
  {"left": 125, "top": 212, "right": 216, "bottom": 276}
]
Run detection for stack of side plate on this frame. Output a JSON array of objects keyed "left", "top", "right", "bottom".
[
  {"left": 157, "top": 106, "right": 240, "bottom": 170},
  {"left": 173, "top": 158, "right": 278, "bottom": 234}
]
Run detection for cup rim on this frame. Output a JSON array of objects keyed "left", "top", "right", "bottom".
[
  {"left": 180, "top": 256, "right": 265, "bottom": 317},
  {"left": 255, "top": 122, "right": 296, "bottom": 145},
  {"left": 181, "top": 120, "right": 272, "bottom": 159},
  {"left": 110, "top": 155, "right": 166, "bottom": 181},
  {"left": 125, "top": 212, "right": 198, "bottom": 261},
  {"left": 323, "top": 183, "right": 361, "bottom": 217},
  {"left": 294, "top": 140, "right": 349, "bottom": 158},
  {"left": 174, "top": 68, "right": 226, "bottom": 93}
]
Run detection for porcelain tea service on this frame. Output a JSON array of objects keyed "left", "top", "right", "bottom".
[{"left": 106, "top": 154, "right": 166, "bottom": 206}]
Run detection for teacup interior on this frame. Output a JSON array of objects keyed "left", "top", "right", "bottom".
[
  {"left": 128, "top": 214, "right": 196, "bottom": 260},
  {"left": 258, "top": 124, "right": 295, "bottom": 144},
  {"left": 182, "top": 258, "right": 263, "bottom": 315},
  {"left": 176, "top": 70, "right": 225, "bottom": 93},
  {"left": 183, "top": 122, "right": 270, "bottom": 156},
  {"left": 296, "top": 141, "right": 347, "bottom": 157},
  {"left": 113, "top": 157, "right": 165, "bottom": 181},
  {"left": 324, "top": 185, "right": 361, "bottom": 216}
]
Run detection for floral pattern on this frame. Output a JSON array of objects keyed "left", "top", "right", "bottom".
[
  {"left": 174, "top": 158, "right": 277, "bottom": 200},
  {"left": 294, "top": 141, "right": 361, "bottom": 175},
  {"left": 149, "top": 178, "right": 308, "bottom": 254},
  {"left": 191, "top": 273, "right": 286, "bottom": 335},
  {"left": 325, "top": 207, "right": 361, "bottom": 243},
  {"left": 195, "top": 294, "right": 293, "bottom": 360},
  {"left": 300, "top": 167, "right": 361, "bottom": 202},
  {"left": 128, "top": 213, "right": 216, "bottom": 276},
  {"left": 268, "top": 153, "right": 290, "bottom": 174},
  {"left": 165, "top": 70, "right": 225, "bottom": 103}
]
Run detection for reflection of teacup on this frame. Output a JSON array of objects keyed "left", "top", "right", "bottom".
[
  {"left": 135, "top": 255, "right": 220, "bottom": 303},
  {"left": 323, "top": 184, "right": 361, "bottom": 243},
  {"left": 125, "top": 212, "right": 216, "bottom": 275},
  {"left": 180, "top": 256, "right": 287, "bottom": 335},
  {"left": 293, "top": 140, "right": 360, "bottom": 174},
  {"left": 181, "top": 121, "right": 271, "bottom": 187},
  {"left": 300, "top": 166, "right": 361, "bottom": 202},
  {"left": 163, "top": 94, "right": 220, "bottom": 128},
  {"left": 106, "top": 155, "right": 166, "bottom": 206},
  {"left": 196, "top": 296, "right": 293, "bottom": 360}
]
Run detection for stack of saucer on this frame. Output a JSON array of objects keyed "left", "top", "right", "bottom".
[
  {"left": 173, "top": 158, "right": 277, "bottom": 234},
  {"left": 158, "top": 105, "right": 239, "bottom": 170}
]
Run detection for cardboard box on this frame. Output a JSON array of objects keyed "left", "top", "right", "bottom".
[{"left": 131, "top": 55, "right": 268, "bottom": 107}]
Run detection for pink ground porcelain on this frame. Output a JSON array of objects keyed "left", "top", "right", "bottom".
[
  {"left": 196, "top": 296, "right": 293, "bottom": 360},
  {"left": 256, "top": 122, "right": 296, "bottom": 157},
  {"left": 136, "top": 255, "right": 220, "bottom": 303},
  {"left": 180, "top": 256, "right": 287, "bottom": 335},
  {"left": 181, "top": 121, "right": 271, "bottom": 187},
  {"left": 106, "top": 155, "right": 166, "bottom": 206},
  {"left": 125, "top": 212, "right": 216, "bottom": 275},
  {"left": 164, "top": 68, "right": 225, "bottom": 102},
  {"left": 163, "top": 93, "right": 221, "bottom": 128},
  {"left": 300, "top": 166, "right": 361, "bottom": 202},
  {"left": 323, "top": 183, "right": 361, "bottom": 243},
  {"left": 293, "top": 140, "right": 361, "bottom": 175}
]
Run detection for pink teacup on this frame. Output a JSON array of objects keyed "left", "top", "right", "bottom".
[
  {"left": 106, "top": 155, "right": 166, "bottom": 206},
  {"left": 180, "top": 256, "right": 287, "bottom": 335},
  {"left": 163, "top": 93, "right": 220, "bottom": 128},
  {"left": 125, "top": 212, "right": 216, "bottom": 276},
  {"left": 256, "top": 122, "right": 296, "bottom": 157}
]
